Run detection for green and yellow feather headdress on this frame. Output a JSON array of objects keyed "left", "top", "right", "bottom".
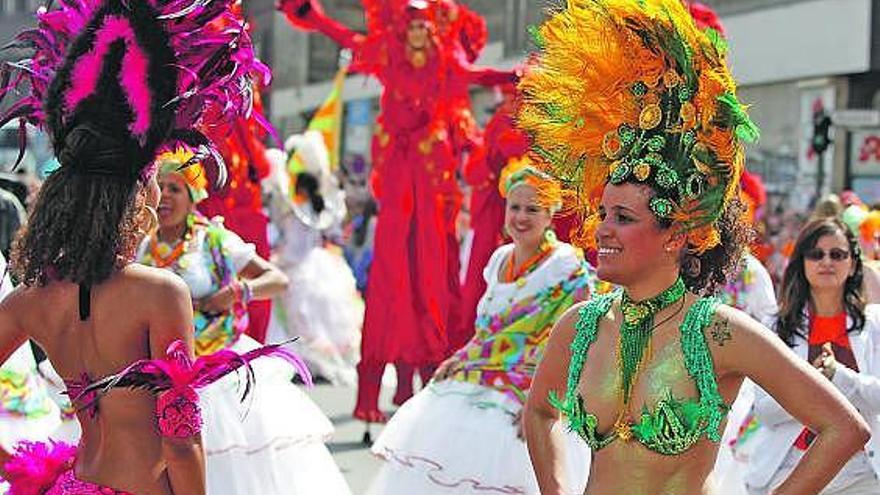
[{"left": 518, "top": 0, "right": 759, "bottom": 254}]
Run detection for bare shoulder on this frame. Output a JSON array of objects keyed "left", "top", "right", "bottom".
[
  {"left": 704, "top": 302, "right": 772, "bottom": 344},
  {"left": 118, "top": 266, "right": 193, "bottom": 347},
  {"left": 705, "top": 302, "right": 786, "bottom": 373},
  {"left": 0, "top": 284, "right": 29, "bottom": 317},
  {"left": 119, "top": 264, "right": 190, "bottom": 298},
  {"left": 550, "top": 300, "right": 592, "bottom": 341}
]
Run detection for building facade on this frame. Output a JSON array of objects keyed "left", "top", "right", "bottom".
[
  {"left": 704, "top": 0, "right": 880, "bottom": 207},
  {"left": 0, "top": 0, "right": 877, "bottom": 205},
  {"left": 253, "top": 0, "right": 880, "bottom": 206}
]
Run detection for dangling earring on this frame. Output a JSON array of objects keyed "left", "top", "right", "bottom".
[{"left": 137, "top": 205, "right": 159, "bottom": 238}]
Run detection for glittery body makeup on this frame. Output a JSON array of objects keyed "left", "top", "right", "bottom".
[{"left": 569, "top": 297, "right": 730, "bottom": 495}]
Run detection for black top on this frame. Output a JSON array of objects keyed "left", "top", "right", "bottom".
[{"left": 78, "top": 283, "right": 90, "bottom": 321}]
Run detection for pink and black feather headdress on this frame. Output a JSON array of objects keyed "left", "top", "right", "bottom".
[{"left": 0, "top": 0, "right": 270, "bottom": 185}]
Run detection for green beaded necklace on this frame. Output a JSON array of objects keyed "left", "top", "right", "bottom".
[{"left": 614, "top": 277, "right": 686, "bottom": 439}]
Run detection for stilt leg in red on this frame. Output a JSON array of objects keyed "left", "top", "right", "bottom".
[{"left": 354, "top": 360, "right": 387, "bottom": 424}]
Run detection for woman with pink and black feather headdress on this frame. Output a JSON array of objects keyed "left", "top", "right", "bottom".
[{"left": 0, "top": 0, "right": 308, "bottom": 494}]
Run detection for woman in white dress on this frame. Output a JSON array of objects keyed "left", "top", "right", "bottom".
[
  {"left": 265, "top": 132, "right": 364, "bottom": 385},
  {"left": 139, "top": 147, "right": 352, "bottom": 495},
  {"left": 366, "top": 160, "right": 592, "bottom": 495}
]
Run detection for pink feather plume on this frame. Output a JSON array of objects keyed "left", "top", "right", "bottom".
[
  {"left": 75, "top": 339, "right": 313, "bottom": 410},
  {"left": 4, "top": 441, "right": 76, "bottom": 495},
  {"left": 0, "top": 0, "right": 272, "bottom": 169},
  {"left": 65, "top": 16, "right": 152, "bottom": 141}
]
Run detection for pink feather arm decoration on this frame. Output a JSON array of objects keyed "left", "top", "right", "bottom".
[
  {"left": 3, "top": 441, "right": 76, "bottom": 495},
  {"left": 73, "top": 339, "right": 312, "bottom": 412},
  {"left": 0, "top": 0, "right": 269, "bottom": 182}
]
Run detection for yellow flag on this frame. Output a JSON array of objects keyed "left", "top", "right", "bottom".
[{"left": 307, "top": 65, "right": 346, "bottom": 171}]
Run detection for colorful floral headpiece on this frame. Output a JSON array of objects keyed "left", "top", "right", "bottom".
[
  {"left": 518, "top": 0, "right": 759, "bottom": 254},
  {"left": 156, "top": 148, "right": 208, "bottom": 204},
  {"left": 499, "top": 156, "right": 563, "bottom": 213}
]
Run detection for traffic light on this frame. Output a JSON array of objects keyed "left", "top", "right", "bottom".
[{"left": 812, "top": 109, "right": 832, "bottom": 155}]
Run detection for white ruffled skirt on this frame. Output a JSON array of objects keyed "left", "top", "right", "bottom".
[
  {"left": 366, "top": 380, "right": 590, "bottom": 495},
  {"left": 268, "top": 247, "right": 363, "bottom": 386},
  {"left": 200, "top": 335, "right": 352, "bottom": 495}
]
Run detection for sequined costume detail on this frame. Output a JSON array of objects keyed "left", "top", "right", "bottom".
[{"left": 551, "top": 293, "right": 728, "bottom": 455}]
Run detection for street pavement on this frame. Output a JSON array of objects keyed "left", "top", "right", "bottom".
[{"left": 304, "top": 381, "right": 394, "bottom": 494}]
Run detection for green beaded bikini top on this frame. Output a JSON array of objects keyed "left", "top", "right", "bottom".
[{"left": 550, "top": 291, "right": 728, "bottom": 456}]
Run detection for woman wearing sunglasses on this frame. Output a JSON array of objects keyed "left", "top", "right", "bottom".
[{"left": 746, "top": 217, "right": 880, "bottom": 494}]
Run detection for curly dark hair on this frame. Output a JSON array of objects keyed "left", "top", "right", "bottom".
[
  {"left": 775, "top": 217, "right": 865, "bottom": 347},
  {"left": 9, "top": 0, "right": 176, "bottom": 288},
  {"left": 651, "top": 194, "right": 752, "bottom": 296},
  {"left": 10, "top": 167, "right": 143, "bottom": 287},
  {"left": 681, "top": 198, "right": 752, "bottom": 295}
]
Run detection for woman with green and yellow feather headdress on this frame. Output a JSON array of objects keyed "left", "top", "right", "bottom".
[
  {"left": 522, "top": 2, "right": 870, "bottom": 494},
  {"left": 519, "top": 0, "right": 760, "bottom": 293}
]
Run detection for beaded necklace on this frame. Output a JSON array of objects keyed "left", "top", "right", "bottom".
[
  {"left": 483, "top": 238, "right": 558, "bottom": 315},
  {"left": 148, "top": 214, "right": 194, "bottom": 269},
  {"left": 614, "top": 277, "right": 686, "bottom": 439},
  {"left": 502, "top": 235, "right": 555, "bottom": 287}
]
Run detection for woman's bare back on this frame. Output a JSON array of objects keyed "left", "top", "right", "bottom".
[{"left": 1, "top": 264, "right": 194, "bottom": 495}]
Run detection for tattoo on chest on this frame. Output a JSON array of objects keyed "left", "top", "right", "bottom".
[{"left": 711, "top": 319, "right": 732, "bottom": 347}]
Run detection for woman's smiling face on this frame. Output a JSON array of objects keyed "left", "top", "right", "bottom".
[
  {"left": 595, "top": 182, "right": 674, "bottom": 286},
  {"left": 157, "top": 173, "right": 192, "bottom": 230},
  {"left": 504, "top": 184, "right": 552, "bottom": 248}
]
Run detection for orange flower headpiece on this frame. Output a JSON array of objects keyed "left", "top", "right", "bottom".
[
  {"left": 499, "top": 155, "right": 563, "bottom": 213},
  {"left": 518, "top": 0, "right": 759, "bottom": 254},
  {"left": 156, "top": 148, "right": 209, "bottom": 204}
]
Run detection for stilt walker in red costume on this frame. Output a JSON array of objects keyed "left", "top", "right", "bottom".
[
  {"left": 457, "top": 84, "right": 529, "bottom": 350},
  {"left": 429, "top": 0, "right": 490, "bottom": 365},
  {"left": 278, "top": 0, "right": 516, "bottom": 427},
  {"left": 198, "top": 89, "right": 275, "bottom": 343}
]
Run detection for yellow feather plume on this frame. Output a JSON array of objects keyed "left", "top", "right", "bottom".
[{"left": 518, "top": 0, "right": 757, "bottom": 254}]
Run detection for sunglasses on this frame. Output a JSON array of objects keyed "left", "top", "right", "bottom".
[{"left": 804, "top": 248, "right": 851, "bottom": 262}]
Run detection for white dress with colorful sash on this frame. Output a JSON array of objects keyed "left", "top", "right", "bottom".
[
  {"left": 138, "top": 216, "right": 352, "bottom": 495},
  {"left": 366, "top": 242, "right": 594, "bottom": 495}
]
